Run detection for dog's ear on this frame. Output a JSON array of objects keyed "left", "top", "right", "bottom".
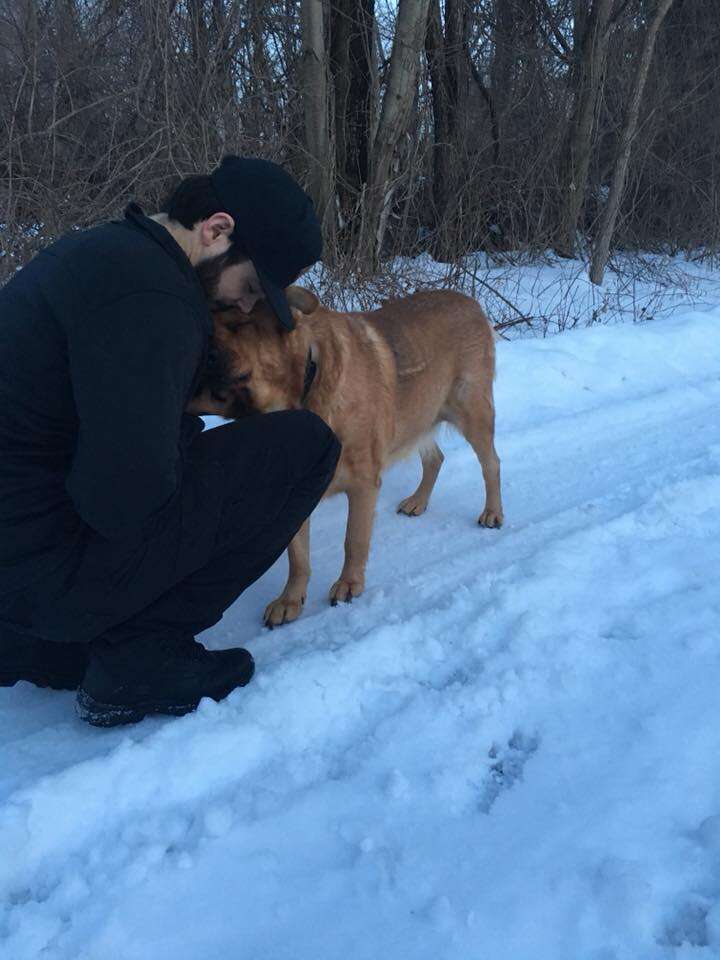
[{"left": 286, "top": 285, "right": 319, "bottom": 316}]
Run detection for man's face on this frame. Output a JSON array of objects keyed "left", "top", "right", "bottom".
[{"left": 196, "top": 253, "right": 265, "bottom": 314}]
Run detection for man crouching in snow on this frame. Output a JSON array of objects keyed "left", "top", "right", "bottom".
[{"left": 0, "top": 156, "right": 340, "bottom": 727}]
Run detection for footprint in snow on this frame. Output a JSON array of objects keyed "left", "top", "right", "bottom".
[{"left": 478, "top": 730, "right": 539, "bottom": 814}]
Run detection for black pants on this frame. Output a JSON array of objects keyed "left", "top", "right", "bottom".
[{"left": 5, "top": 411, "right": 340, "bottom": 645}]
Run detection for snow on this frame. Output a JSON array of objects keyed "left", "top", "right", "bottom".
[
  {"left": 307, "top": 250, "right": 720, "bottom": 336},
  {"left": 2, "top": 265, "right": 720, "bottom": 959}
]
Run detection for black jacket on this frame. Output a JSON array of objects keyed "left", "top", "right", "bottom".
[{"left": 0, "top": 204, "right": 211, "bottom": 596}]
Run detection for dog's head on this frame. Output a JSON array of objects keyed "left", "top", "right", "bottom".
[{"left": 191, "top": 286, "right": 320, "bottom": 418}]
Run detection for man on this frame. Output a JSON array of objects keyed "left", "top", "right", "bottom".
[{"left": 0, "top": 156, "right": 340, "bottom": 727}]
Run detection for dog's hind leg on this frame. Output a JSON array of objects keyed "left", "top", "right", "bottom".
[
  {"left": 452, "top": 387, "right": 503, "bottom": 528},
  {"left": 397, "top": 441, "right": 444, "bottom": 517}
]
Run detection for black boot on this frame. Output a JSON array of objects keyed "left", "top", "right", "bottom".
[
  {"left": 76, "top": 635, "right": 255, "bottom": 727},
  {"left": 0, "top": 627, "right": 88, "bottom": 690}
]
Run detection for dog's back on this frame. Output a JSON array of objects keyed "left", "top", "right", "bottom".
[{"left": 366, "top": 290, "right": 495, "bottom": 457}]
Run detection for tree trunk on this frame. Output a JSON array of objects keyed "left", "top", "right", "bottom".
[
  {"left": 590, "top": 0, "right": 675, "bottom": 284},
  {"left": 424, "top": 0, "right": 451, "bottom": 238},
  {"left": 424, "top": 0, "right": 465, "bottom": 259},
  {"left": 243, "top": 0, "right": 271, "bottom": 144},
  {"left": 555, "top": 0, "right": 614, "bottom": 258},
  {"left": 365, "top": 0, "right": 431, "bottom": 267},
  {"left": 329, "top": 0, "right": 375, "bottom": 229},
  {"left": 489, "top": 0, "right": 516, "bottom": 155},
  {"left": 443, "top": 0, "right": 464, "bottom": 142},
  {"left": 300, "top": 0, "right": 333, "bottom": 233}
]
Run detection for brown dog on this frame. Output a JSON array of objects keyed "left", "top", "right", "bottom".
[{"left": 190, "top": 287, "right": 503, "bottom": 626}]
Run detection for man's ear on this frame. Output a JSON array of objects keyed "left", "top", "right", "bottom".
[
  {"left": 286, "top": 285, "right": 319, "bottom": 316},
  {"left": 199, "top": 212, "right": 235, "bottom": 248}
]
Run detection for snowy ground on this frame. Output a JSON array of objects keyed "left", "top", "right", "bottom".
[
  {"left": 309, "top": 250, "right": 719, "bottom": 337},
  {"left": 2, "top": 267, "right": 720, "bottom": 959}
]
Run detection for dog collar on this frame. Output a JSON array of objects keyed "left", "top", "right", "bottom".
[{"left": 301, "top": 348, "right": 317, "bottom": 405}]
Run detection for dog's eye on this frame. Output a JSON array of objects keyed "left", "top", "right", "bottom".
[{"left": 235, "top": 371, "right": 251, "bottom": 383}]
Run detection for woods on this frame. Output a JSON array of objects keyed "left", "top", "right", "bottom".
[{"left": 1, "top": 0, "right": 719, "bottom": 285}]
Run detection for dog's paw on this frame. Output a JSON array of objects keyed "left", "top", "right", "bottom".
[
  {"left": 329, "top": 578, "right": 365, "bottom": 606},
  {"left": 397, "top": 494, "right": 429, "bottom": 517},
  {"left": 263, "top": 593, "right": 305, "bottom": 628},
  {"left": 478, "top": 508, "right": 503, "bottom": 528}
]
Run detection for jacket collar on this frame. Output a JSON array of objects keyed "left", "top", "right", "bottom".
[
  {"left": 124, "top": 203, "right": 198, "bottom": 284},
  {"left": 123, "top": 202, "right": 211, "bottom": 332}
]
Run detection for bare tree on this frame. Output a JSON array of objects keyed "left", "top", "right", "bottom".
[
  {"left": 424, "top": 0, "right": 466, "bottom": 259},
  {"left": 590, "top": 0, "right": 676, "bottom": 284},
  {"left": 365, "top": 0, "right": 431, "bottom": 266},
  {"left": 554, "top": 0, "right": 615, "bottom": 257},
  {"left": 1, "top": 0, "right": 718, "bottom": 287},
  {"left": 300, "top": 0, "right": 333, "bottom": 232},
  {"left": 488, "top": 0, "right": 519, "bottom": 155},
  {"left": 329, "top": 0, "right": 375, "bottom": 231}
]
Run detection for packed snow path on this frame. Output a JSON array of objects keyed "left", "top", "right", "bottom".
[{"left": 2, "top": 307, "right": 720, "bottom": 959}]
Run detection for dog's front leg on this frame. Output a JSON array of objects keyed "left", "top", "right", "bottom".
[
  {"left": 264, "top": 520, "right": 311, "bottom": 627},
  {"left": 329, "top": 482, "right": 380, "bottom": 605}
]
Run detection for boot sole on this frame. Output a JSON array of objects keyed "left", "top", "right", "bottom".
[
  {"left": 76, "top": 668, "right": 254, "bottom": 728},
  {"left": 76, "top": 688, "right": 197, "bottom": 726}
]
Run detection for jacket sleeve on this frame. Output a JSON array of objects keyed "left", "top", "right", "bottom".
[{"left": 65, "top": 291, "right": 206, "bottom": 539}]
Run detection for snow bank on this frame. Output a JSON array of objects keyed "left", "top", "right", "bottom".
[{"left": 307, "top": 251, "right": 720, "bottom": 337}]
